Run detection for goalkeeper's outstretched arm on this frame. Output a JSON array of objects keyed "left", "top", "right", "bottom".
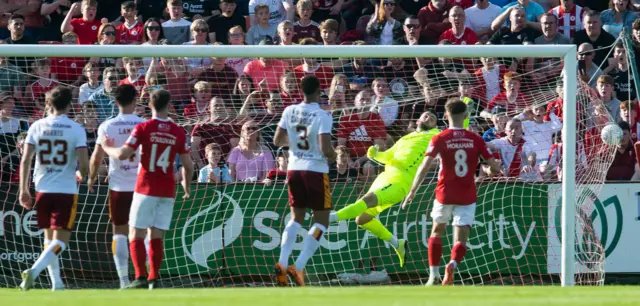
[{"left": 403, "top": 155, "right": 436, "bottom": 208}]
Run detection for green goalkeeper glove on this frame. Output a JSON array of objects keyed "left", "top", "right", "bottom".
[{"left": 367, "top": 145, "right": 379, "bottom": 159}]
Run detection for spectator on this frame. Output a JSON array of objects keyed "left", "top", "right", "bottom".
[
  {"left": 0, "top": 41, "right": 25, "bottom": 102},
  {"left": 135, "top": 0, "right": 167, "bottom": 22},
  {"left": 370, "top": 78, "right": 399, "bottom": 127},
  {"left": 600, "top": 0, "right": 637, "bottom": 38},
  {"left": 399, "top": 15, "right": 427, "bottom": 45},
  {"left": 576, "top": 42, "right": 603, "bottom": 88},
  {"left": 377, "top": 57, "right": 418, "bottom": 99},
  {"left": 0, "top": 131, "right": 25, "bottom": 183},
  {"left": 595, "top": 74, "right": 622, "bottom": 123},
  {"left": 191, "top": 97, "right": 240, "bottom": 168},
  {"left": 115, "top": 1, "right": 144, "bottom": 44},
  {"left": 197, "top": 143, "right": 232, "bottom": 183},
  {"left": 572, "top": 10, "right": 616, "bottom": 68},
  {"left": 366, "top": 0, "right": 404, "bottom": 45},
  {"left": 77, "top": 100, "right": 99, "bottom": 154},
  {"left": 96, "top": 0, "right": 129, "bottom": 22},
  {"left": 329, "top": 145, "right": 359, "bottom": 182},
  {"left": 243, "top": 45, "right": 289, "bottom": 91},
  {"left": 327, "top": 74, "right": 352, "bottom": 116},
  {"left": 89, "top": 66, "right": 118, "bottom": 121},
  {"left": 248, "top": 0, "right": 293, "bottom": 27},
  {"left": 162, "top": 0, "right": 193, "bottom": 45},
  {"left": 620, "top": 100, "right": 638, "bottom": 142},
  {"left": 520, "top": 152, "right": 544, "bottom": 182},
  {"left": 280, "top": 72, "right": 302, "bottom": 108},
  {"left": 227, "top": 120, "right": 275, "bottom": 182},
  {"left": 78, "top": 62, "right": 103, "bottom": 105},
  {"left": 141, "top": 18, "right": 165, "bottom": 70},
  {"left": 531, "top": 13, "right": 568, "bottom": 85},
  {"left": 147, "top": 56, "right": 191, "bottom": 107},
  {"left": 489, "top": 7, "right": 538, "bottom": 45},
  {"left": 486, "top": 72, "right": 531, "bottom": 113},
  {"left": 464, "top": 0, "right": 502, "bottom": 42},
  {"left": 486, "top": 118, "right": 535, "bottom": 178},
  {"left": 0, "top": 92, "right": 21, "bottom": 158},
  {"left": 337, "top": 89, "right": 386, "bottom": 162},
  {"left": 50, "top": 32, "right": 87, "bottom": 90},
  {"left": 584, "top": 104, "right": 609, "bottom": 162},
  {"left": 231, "top": 75, "right": 254, "bottom": 111},
  {"left": 90, "top": 23, "right": 120, "bottom": 70},
  {"left": 549, "top": 0, "right": 586, "bottom": 40},
  {"left": 40, "top": 0, "right": 76, "bottom": 41},
  {"left": 180, "top": 0, "right": 218, "bottom": 20},
  {"left": 225, "top": 26, "right": 255, "bottom": 76},
  {"left": 246, "top": 4, "right": 278, "bottom": 45},
  {"left": 418, "top": 0, "right": 453, "bottom": 44},
  {"left": 183, "top": 81, "right": 212, "bottom": 121},
  {"left": 206, "top": 0, "right": 246, "bottom": 44},
  {"left": 482, "top": 105, "right": 508, "bottom": 141},
  {"left": 535, "top": 13, "right": 571, "bottom": 44},
  {"left": 472, "top": 56, "right": 507, "bottom": 105},
  {"left": 604, "top": 121, "right": 636, "bottom": 180},
  {"left": 196, "top": 53, "right": 238, "bottom": 98},
  {"left": 319, "top": 18, "right": 339, "bottom": 45},
  {"left": 5, "top": 14, "right": 36, "bottom": 72},
  {"left": 293, "top": 38, "right": 335, "bottom": 91},
  {"left": 26, "top": 59, "right": 59, "bottom": 116},
  {"left": 0, "top": 3, "right": 44, "bottom": 41},
  {"left": 183, "top": 20, "right": 212, "bottom": 69},
  {"left": 61, "top": 0, "right": 102, "bottom": 45},
  {"left": 440, "top": 6, "right": 479, "bottom": 46},
  {"left": 276, "top": 20, "right": 295, "bottom": 45},
  {"left": 263, "top": 151, "right": 287, "bottom": 185},
  {"left": 119, "top": 57, "right": 146, "bottom": 93},
  {"left": 492, "top": 0, "right": 544, "bottom": 31},
  {"left": 293, "top": 0, "right": 321, "bottom": 43},
  {"left": 517, "top": 104, "right": 562, "bottom": 165},
  {"left": 308, "top": 0, "right": 343, "bottom": 25},
  {"left": 603, "top": 42, "right": 636, "bottom": 101},
  {"left": 339, "top": 41, "right": 376, "bottom": 88}
]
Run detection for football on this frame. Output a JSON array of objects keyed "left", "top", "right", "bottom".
[{"left": 601, "top": 123, "right": 624, "bottom": 146}]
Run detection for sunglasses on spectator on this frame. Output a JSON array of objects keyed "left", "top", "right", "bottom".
[
  {"left": 229, "top": 33, "right": 243, "bottom": 38},
  {"left": 194, "top": 28, "right": 208, "bottom": 33},
  {"left": 405, "top": 24, "right": 419, "bottom": 29},
  {"left": 146, "top": 26, "right": 161, "bottom": 31},
  {"left": 383, "top": 2, "right": 396, "bottom": 5},
  {"left": 102, "top": 31, "right": 116, "bottom": 36},
  {"left": 106, "top": 76, "right": 118, "bottom": 81}
]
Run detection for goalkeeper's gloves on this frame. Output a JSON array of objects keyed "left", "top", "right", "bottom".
[{"left": 367, "top": 145, "right": 379, "bottom": 159}]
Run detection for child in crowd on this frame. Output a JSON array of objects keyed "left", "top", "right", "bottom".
[
  {"left": 116, "top": 1, "right": 144, "bottom": 45},
  {"left": 246, "top": 5, "right": 278, "bottom": 45},
  {"left": 198, "top": 143, "right": 232, "bottom": 183},
  {"left": 162, "top": 0, "right": 193, "bottom": 45},
  {"left": 329, "top": 145, "right": 359, "bottom": 183},
  {"left": 78, "top": 62, "right": 104, "bottom": 105},
  {"left": 61, "top": 0, "right": 102, "bottom": 45},
  {"left": 263, "top": 151, "right": 288, "bottom": 186}
]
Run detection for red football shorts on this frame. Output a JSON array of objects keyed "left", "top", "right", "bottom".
[
  {"left": 287, "top": 170, "right": 332, "bottom": 211},
  {"left": 109, "top": 190, "right": 134, "bottom": 226},
  {"left": 35, "top": 192, "right": 78, "bottom": 231}
]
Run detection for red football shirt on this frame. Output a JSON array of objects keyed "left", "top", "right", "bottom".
[
  {"left": 119, "top": 76, "right": 146, "bottom": 93},
  {"left": 293, "top": 65, "right": 334, "bottom": 91},
  {"left": 337, "top": 113, "right": 387, "bottom": 158},
  {"left": 70, "top": 18, "right": 102, "bottom": 45},
  {"left": 30, "top": 80, "right": 59, "bottom": 105},
  {"left": 427, "top": 128, "right": 492, "bottom": 205},
  {"left": 50, "top": 57, "right": 87, "bottom": 83},
  {"left": 125, "top": 118, "right": 189, "bottom": 198},
  {"left": 439, "top": 27, "right": 478, "bottom": 45},
  {"left": 116, "top": 21, "right": 145, "bottom": 44},
  {"left": 448, "top": 0, "right": 473, "bottom": 9},
  {"left": 191, "top": 121, "right": 241, "bottom": 158},
  {"left": 487, "top": 91, "right": 531, "bottom": 113}
]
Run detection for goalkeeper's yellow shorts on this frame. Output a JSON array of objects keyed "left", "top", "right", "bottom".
[{"left": 364, "top": 173, "right": 410, "bottom": 216}]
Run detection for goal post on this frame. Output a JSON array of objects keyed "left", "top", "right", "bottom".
[{"left": 0, "top": 43, "right": 607, "bottom": 288}]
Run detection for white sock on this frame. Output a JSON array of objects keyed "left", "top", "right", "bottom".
[
  {"left": 449, "top": 260, "right": 457, "bottom": 269},
  {"left": 329, "top": 213, "right": 338, "bottom": 223},
  {"left": 44, "top": 239, "right": 63, "bottom": 286},
  {"left": 389, "top": 236, "right": 399, "bottom": 249},
  {"left": 294, "top": 223, "right": 326, "bottom": 271},
  {"left": 112, "top": 235, "right": 130, "bottom": 286},
  {"left": 32, "top": 240, "right": 66, "bottom": 278},
  {"left": 278, "top": 220, "right": 302, "bottom": 269},
  {"left": 430, "top": 266, "right": 440, "bottom": 277}
]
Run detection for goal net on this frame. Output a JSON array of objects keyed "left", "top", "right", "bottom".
[{"left": 0, "top": 44, "right": 615, "bottom": 288}]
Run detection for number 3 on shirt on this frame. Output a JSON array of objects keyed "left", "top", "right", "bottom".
[
  {"left": 149, "top": 144, "right": 171, "bottom": 173},
  {"left": 296, "top": 125, "right": 309, "bottom": 150},
  {"left": 454, "top": 149, "right": 468, "bottom": 177}
]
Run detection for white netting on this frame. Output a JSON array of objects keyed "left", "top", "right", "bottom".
[{"left": 0, "top": 45, "right": 616, "bottom": 288}]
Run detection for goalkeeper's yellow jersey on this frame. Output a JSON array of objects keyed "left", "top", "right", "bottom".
[{"left": 372, "top": 128, "right": 440, "bottom": 184}]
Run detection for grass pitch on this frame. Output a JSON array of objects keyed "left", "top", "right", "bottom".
[{"left": 1, "top": 286, "right": 639, "bottom": 306}]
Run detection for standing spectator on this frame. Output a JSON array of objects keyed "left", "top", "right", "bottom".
[
  {"left": 337, "top": 89, "right": 386, "bottom": 160},
  {"left": 225, "top": 26, "right": 254, "bottom": 76},
  {"left": 191, "top": 97, "right": 240, "bottom": 168},
  {"left": 248, "top": 0, "right": 293, "bottom": 27},
  {"left": 276, "top": 20, "right": 295, "bottom": 45},
  {"left": 135, "top": 0, "right": 166, "bottom": 23},
  {"left": 280, "top": 72, "right": 302, "bottom": 107},
  {"left": 418, "top": 0, "right": 453, "bottom": 44},
  {"left": 243, "top": 48, "right": 289, "bottom": 91},
  {"left": 89, "top": 66, "right": 118, "bottom": 121},
  {"left": 115, "top": 1, "right": 144, "bottom": 44},
  {"left": 572, "top": 10, "right": 616, "bottom": 68},
  {"left": 78, "top": 62, "right": 103, "bottom": 105},
  {"left": 439, "top": 6, "right": 479, "bottom": 45},
  {"left": 492, "top": 0, "right": 545, "bottom": 31},
  {"left": 486, "top": 118, "right": 535, "bottom": 178},
  {"left": 197, "top": 143, "right": 232, "bottom": 184},
  {"left": 183, "top": 81, "right": 212, "bottom": 121},
  {"left": 482, "top": 106, "right": 508, "bottom": 142},
  {"left": 370, "top": 77, "right": 399, "bottom": 127},
  {"left": 180, "top": 0, "right": 218, "bottom": 20},
  {"left": 61, "top": 0, "right": 102, "bottom": 44},
  {"left": 206, "top": 0, "right": 245, "bottom": 44},
  {"left": 366, "top": 0, "right": 404, "bottom": 45},
  {"left": 595, "top": 74, "right": 622, "bottom": 123},
  {"left": 0, "top": 2, "right": 44, "bottom": 41},
  {"left": 399, "top": 15, "right": 428, "bottom": 45},
  {"left": 517, "top": 104, "right": 562, "bottom": 165},
  {"left": 535, "top": 13, "right": 571, "bottom": 44},
  {"left": 604, "top": 43, "right": 636, "bottom": 101},
  {"left": 162, "top": 0, "right": 193, "bottom": 45},
  {"left": 26, "top": 59, "right": 58, "bottom": 116},
  {"left": 293, "top": 38, "right": 335, "bottom": 91},
  {"left": 50, "top": 32, "right": 87, "bottom": 90},
  {"left": 0, "top": 92, "right": 21, "bottom": 158},
  {"left": 118, "top": 57, "right": 146, "bottom": 92},
  {"left": 620, "top": 100, "right": 638, "bottom": 142},
  {"left": 227, "top": 120, "right": 275, "bottom": 182},
  {"left": 41, "top": 0, "right": 77, "bottom": 41},
  {"left": 577, "top": 42, "right": 602, "bottom": 88},
  {"left": 293, "top": 0, "right": 321, "bottom": 43},
  {"left": 5, "top": 14, "right": 36, "bottom": 72},
  {"left": 486, "top": 72, "right": 531, "bottom": 113},
  {"left": 183, "top": 20, "right": 212, "bottom": 69},
  {"left": 196, "top": 54, "right": 238, "bottom": 98},
  {"left": 469, "top": 56, "right": 507, "bottom": 105},
  {"left": 0, "top": 40, "right": 25, "bottom": 102},
  {"left": 246, "top": 4, "right": 278, "bottom": 45},
  {"left": 600, "top": 0, "right": 637, "bottom": 38},
  {"left": 603, "top": 121, "right": 636, "bottom": 180},
  {"left": 319, "top": 18, "right": 339, "bottom": 45},
  {"left": 465, "top": 0, "right": 502, "bottom": 42},
  {"left": 549, "top": 0, "right": 585, "bottom": 40}
]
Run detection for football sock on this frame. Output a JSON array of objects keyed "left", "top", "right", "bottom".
[
  {"left": 450, "top": 242, "right": 467, "bottom": 268},
  {"left": 428, "top": 237, "right": 443, "bottom": 267},
  {"left": 148, "top": 238, "right": 164, "bottom": 281},
  {"left": 44, "top": 239, "right": 63, "bottom": 286},
  {"left": 112, "top": 235, "right": 130, "bottom": 286},
  {"left": 130, "top": 238, "right": 147, "bottom": 279},
  {"left": 32, "top": 240, "right": 66, "bottom": 279},
  {"left": 294, "top": 223, "right": 326, "bottom": 271},
  {"left": 278, "top": 220, "right": 301, "bottom": 269},
  {"left": 360, "top": 218, "right": 398, "bottom": 248},
  {"left": 335, "top": 199, "right": 368, "bottom": 221}
]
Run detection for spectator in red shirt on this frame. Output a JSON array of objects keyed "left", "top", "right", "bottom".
[
  {"left": 449, "top": 0, "right": 472, "bottom": 9},
  {"left": 119, "top": 57, "right": 146, "bottom": 93},
  {"left": 603, "top": 121, "right": 637, "bottom": 181},
  {"left": 195, "top": 52, "right": 238, "bottom": 98},
  {"left": 293, "top": 0, "right": 321, "bottom": 43},
  {"left": 26, "top": 59, "right": 59, "bottom": 116},
  {"left": 263, "top": 150, "right": 288, "bottom": 185},
  {"left": 439, "top": 6, "right": 478, "bottom": 45},
  {"left": 293, "top": 38, "right": 335, "bottom": 91},
  {"left": 61, "top": 0, "right": 103, "bottom": 45},
  {"left": 486, "top": 72, "right": 531, "bottom": 114},
  {"left": 418, "top": 0, "right": 453, "bottom": 44},
  {"left": 190, "top": 97, "right": 241, "bottom": 169},
  {"left": 50, "top": 32, "right": 87, "bottom": 91},
  {"left": 115, "top": 1, "right": 144, "bottom": 45},
  {"left": 337, "top": 89, "right": 387, "bottom": 159},
  {"left": 243, "top": 45, "right": 289, "bottom": 91},
  {"left": 584, "top": 104, "right": 608, "bottom": 164},
  {"left": 183, "top": 81, "right": 212, "bottom": 121},
  {"left": 279, "top": 72, "right": 302, "bottom": 108},
  {"left": 366, "top": 0, "right": 404, "bottom": 45},
  {"left": 620, "top": 100, "right": 639, "bottom": 143}
]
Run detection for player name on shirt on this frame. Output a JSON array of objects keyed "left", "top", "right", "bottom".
[{"left": 98, "top": 114, "right": 145, "bottom": 192}]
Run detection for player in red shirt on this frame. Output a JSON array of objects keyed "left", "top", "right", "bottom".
[
  {"left": 404, "top": 98, "right": 501, "bottom": 286},
  {"left": 61, "top": 1, "right": 103, "bottom": 45},
  {"left": 101, "top": 89, "right": 194, "bottom": 289}
]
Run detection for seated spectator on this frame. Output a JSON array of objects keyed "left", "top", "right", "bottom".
[
  {"left": 576, "top": 43, "right": 603, "bottom": 88},
  {"left": 191, "top": 97, "right": 240, "bottom": 169},
  {"left": 293, "top": 38, "right": 335, "bottom": 91},
  {"left": 82, "top": 101, "right": 99, "bottom": 153},
  {"left": 184, "top": 81, "right": 213, "bottom": 121},
  {"left": 207, "top": 0, "right": 246, "bottom": 44},
  {"left": 418, "top": 0, "right": 453, "bottom": 44},
  {"left": 600, "top": 0, "right": 637, "bottom": 38},
  {"left": 61, "top": 0, "right": 102, "bottom": 45},
  {"left": 246, "top": 4, "right": 278, "bottom": 45},
  {"left": 472, "top": 57, "right": 507, "bottom": 105},
  {"left": 50, "top": 32, "right": 87, "bottom": 91},
  {"left": 517, "top": 104, "right": 562, "bottom": 165},
  {"left": 276, "top": 20, "right": 296, "bottom": 45},
  {"left": 79, "top": 62, "right": 104, "bottom": 105},
  {"left": 376, "top": 57, "right": 419, "bottom": 99},
  {"left": 491, "top": 0, "right": 544, "bottom": 32},
  {"left": 243, "top": 49, "right": 289, "bottom": 90},
  {"left": 549, "top": 0, "right": 586, "bottom": 40},
  {"left": 195, "top": 52, "right": 238, "bottom": 98},
  {"left": 280, "top": 72, "right": 303, "bottom": 108},
  {"left": 489, "top": 7, "right": 538, "bottom": 54},
  {"left": 486, "top": 118, "right": 535, "bottom": 178},
  {"left": 620, "top": 100, "right": 638, "bottom": 142},
  {"left": 486, "top": 72, "right": 531, "bottom": 114},
  {"left": 162, "top": 0, "right": 193, "bottom": 45},
  {"left": 145, "top": 56, "right": 191, "bottom": 108},
  {"left": 319, "top": 19, "right": 339, "bottom": 45},
  {"left": 543, "top": 130, "right": 589, "bottom": 180},
  {"left": 183, "top": 20, "right": 212, "bottom": 69},
  {"left": 370, "top": 78, "right": 399, "bottom": 127},
  {"left": 339, "top": 41, "right": 377, "bottom": 87},
  {"left": 0, "top": 42, "right": 25, "bottom": 104},
  {"left": 263, "top": 151, "right": 288, "bottom": 185},
  {"left": 90, "top": 67, "right": 119, "bottom": 121},
  {"left": 227, "top": 120, "right": 276, "bottom": 182},
  {"left": 327, "top": 74, "right": 352, "bottom": 117},
  {"left": 226, "top": 26, "right": 256, "bottom": 76},
  {"left": 535, "top": 13, "right": 571, "bottom": 45},
  {"left": 366, "top": 0, "right": 404, "bottom": 45},
  {"left": 603, "top": 121, "right": 636, "bottom": 180},
  {"left": 595, "top": 74, "right": 622, "bottom": 123},
  {"left": 293, "top": 0, "right": 321, "bottom": 43},
  {"left": 572, "top": 11, "right": 616, "bottom": 68},
  {"left": 0, "top": 130, "right": 26, "bottom": 183},
  {"left": 115, "top": 1, "right": 144, "bottom": 44},
  {"left": 399, "top": 15, "right": 427, "bottom": 45},
  {"left": 197, "top": 143, "right": 232, "bottom": 183},
  {"left": 464, "top": 0, "right": 502, "bottom": 43},
  {"left": 26, "top": 59, "right": 59, "bottom": 117},
  {"left": 141, "top": 18, "right": 165, "bottom": 70},
  {"left": 482, "top": 106, "right": 508, "bottom": 141},
  {"left": 0, "top": 93, "right": 21, "bottom": 158},
  {"left": 249, "top": 0, "right": 291, "bottom": 27},
  {"left": 119, "top": 57, "right": 146, "bottom": 93},
  {"left": 4, "top": 15, "right": 36, "bottom": 73},
  {"left": 90, "top": 23, "right": 120, "bottom": 70},
  {"left": 230, "top": 75, "right": 255, "bottom": 111},
  {"left": 604, "top": 42, "right": 636, "bottom": 101},
  {"left": 329, "top": 145, "right": 359, "bottom": 182},
  {"left": 440, "top": 6, "right": 479, "bottom": 45}
]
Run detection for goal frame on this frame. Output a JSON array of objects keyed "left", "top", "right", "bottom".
[{"left": 0, "top": 44, "right": 578, "bottom": 287}]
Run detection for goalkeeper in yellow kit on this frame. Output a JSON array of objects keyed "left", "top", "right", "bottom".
[{"left": 329, "top": 112, "right": 439, "bottom": 267}]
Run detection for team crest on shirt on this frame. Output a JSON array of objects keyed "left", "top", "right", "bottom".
[
  {"left": 461, "top": 41, "right": 467, "bottom": 45},
  {"left": 92, "top": 25, "right": 97, "bottom": 30},
  {"left": 71, "top": 63, "right": 77, "bottom": 68},
  {"left": 570, "top": 16, "right": 576, "bottom": 21},
  {"left": 132, "top": 30, "right": 138, "bottom": 36}
]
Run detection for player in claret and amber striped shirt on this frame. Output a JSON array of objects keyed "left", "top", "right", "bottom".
[{"left": 101, "top": 89, "right": 194, "bottom": 289}]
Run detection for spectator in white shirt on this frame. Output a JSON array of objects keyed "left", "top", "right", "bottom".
[
  {"left": 370, "top": 78, "right": 399, "bottom": 127},
  {"left": 248, "top": 0, "right": 294, "bottom": 27},
  {"left": 516, "top": 104, "right": 562, "bottom": 165},
  {"left": 78, "top": 62, "right": 104, "bottom": 105},
  {"left": 464, "top": 0, "right": 502, "bottom": 42}
]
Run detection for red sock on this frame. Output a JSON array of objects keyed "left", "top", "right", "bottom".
[
  {"left": 130, "top": 238, "right": 147, "bottom": 279},
  {"left": 451, "top": 242, "right": 467, "bottom": 265},
  {"left": 428, "top": 237, "right": 442, "bottom": 267},
  {"left": 148, "top": 239, "right": 164, "bottom": 281}
]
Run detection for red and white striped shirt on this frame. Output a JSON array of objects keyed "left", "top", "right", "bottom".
[
  {"left": 489, "top": 137, "right": 532, "bottom": 177},
  {"left": 549, "top": 5, "right": 585, "bottom": 40}
]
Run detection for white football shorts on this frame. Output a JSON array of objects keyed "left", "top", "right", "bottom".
[
  {"left": 430, "top": 200, "right": 476, "bottom": 226},
  {"left": 129, "top": 192, "right": 175, "bottom": 230}
]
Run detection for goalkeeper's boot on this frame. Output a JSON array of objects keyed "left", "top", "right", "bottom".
[
  {"left": 394, "top": 239, "right": 408, "bottom": 268},
  {"left": 442, "top": 262, "right": 454, "bottom": 286},
  {"left": 286, "top": 265, "right": 305, "bottom": 286},
  {"left": 19, "top": 269, "right": 35, "bottom": 291},
  {"left": 425, "top": 274, "right": 442, "bottom": 286},
  {"left": 274, "top": 263, "right": 288, "bottom": 287},
  {"left": 125, "top": 277, "right": 148, "bottom": 289}
]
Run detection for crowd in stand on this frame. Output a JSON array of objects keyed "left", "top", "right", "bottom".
[{"left": 1, "top": 0, "right": 640, "bottom": 187}]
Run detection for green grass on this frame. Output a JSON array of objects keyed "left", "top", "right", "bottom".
[{"left": 1, "top": 286, "right": 640, "bottom": 306}]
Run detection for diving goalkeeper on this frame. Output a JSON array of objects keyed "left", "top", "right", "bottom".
[{"left": 329, "top": 112, "right": 439, "bottom": 267}]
